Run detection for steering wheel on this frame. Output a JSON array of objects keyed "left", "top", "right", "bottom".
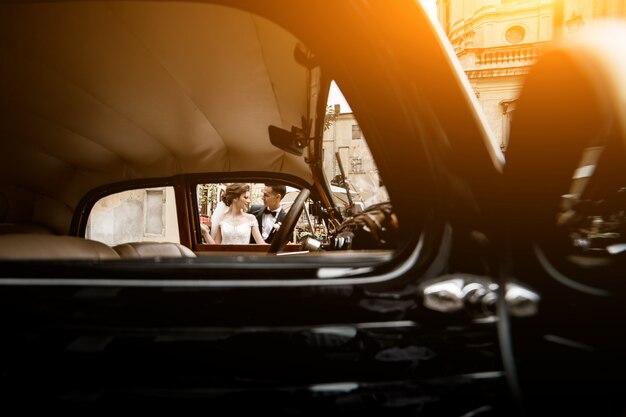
[{"left": 268, "top": 189, "right": 310, "bottom": 253}]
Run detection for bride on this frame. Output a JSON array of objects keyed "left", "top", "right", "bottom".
[{"left": 212, "top": 183, "right": 266, "bottom": 245}]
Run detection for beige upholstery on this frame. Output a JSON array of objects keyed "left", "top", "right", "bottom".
[
  {"left": 113, "top": 242, "right": 196, "bottom": 258},
  {"left": 0, "top": 234, "right": 120, "bottom": 260},
  {"left": 0, "top": 2, "right": 315, "bottom": 231}
]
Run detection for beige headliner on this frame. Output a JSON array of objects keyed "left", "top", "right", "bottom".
[{"left": 0, "top": 1, "right": 317, "bottom": 231}]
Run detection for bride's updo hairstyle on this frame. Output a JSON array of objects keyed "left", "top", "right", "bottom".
[{"left": 222, "top": 183, "right": 250, "bottom": 207}]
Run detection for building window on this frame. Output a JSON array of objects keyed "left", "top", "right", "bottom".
[
  {"left": 350, "top": 157, "right": 363, "bottom": 173},
  {"left": 145, "top": 189, "right": 165, "bottom": 236},
  {"left": 352, "top": 124, "right": 361, "bottom": 140},
  {"left": 505, "top": 25, "right": 526, "bottom": 44},
  {"left": 500, "top": 99, "right": 516, "bottom": 152}
]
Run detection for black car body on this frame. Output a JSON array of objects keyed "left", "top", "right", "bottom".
[{"left": 1, "top": 1, "right": 625, "bottom": 415}]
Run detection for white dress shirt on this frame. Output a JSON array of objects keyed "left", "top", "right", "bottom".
[{"left": 261, "top": 208, "right": 280, "bottom": 239}]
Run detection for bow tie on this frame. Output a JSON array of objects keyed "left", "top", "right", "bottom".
[{"left": 264, "top": 208, "right": 278, "bottom": 217}]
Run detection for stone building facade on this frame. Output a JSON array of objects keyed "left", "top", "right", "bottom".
[
  {"left": 437, "top": 0, "right": 626, "bottom": 151},
  {"left": 322, "top": 107, "right": 388, "bottom": 209}
]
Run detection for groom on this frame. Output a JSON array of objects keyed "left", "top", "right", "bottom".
[{"left": 248, "top": 184, "right": 287, "bottom": 244}]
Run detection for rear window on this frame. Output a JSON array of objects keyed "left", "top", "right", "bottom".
[{"left": 86, "top": 187, "right": 179, "bottom": 246}]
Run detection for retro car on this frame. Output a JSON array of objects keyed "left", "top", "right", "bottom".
[{"left": 1, "top": 0, "right": 625, "bottom": 415}]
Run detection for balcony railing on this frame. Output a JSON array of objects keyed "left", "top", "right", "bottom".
[{"left": 472, "top": 43, "right": 543, "bottom": 69}]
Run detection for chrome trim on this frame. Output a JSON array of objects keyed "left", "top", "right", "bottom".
[{"left": 533, "top": 243, "right": 611, "bottom": 297}]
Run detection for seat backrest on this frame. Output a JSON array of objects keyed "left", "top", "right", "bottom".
[
  {"left": 113, "top": 242, "right": 196, "bottom": 258},
  {"left": 0, "top": 234, "right": 120, "bottom": 260}
]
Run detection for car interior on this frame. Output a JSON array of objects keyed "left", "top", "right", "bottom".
[{"left": 0, "top": 1, "right": 404, "bottom": 271}]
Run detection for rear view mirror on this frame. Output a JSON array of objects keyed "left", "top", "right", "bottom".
[{"left": 268, "top": 125, "right": 309, "bottom": 156}]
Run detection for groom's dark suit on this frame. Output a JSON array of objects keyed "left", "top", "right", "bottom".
[{"left": 248, "top": 204, "right": 286, "bottom": 244}]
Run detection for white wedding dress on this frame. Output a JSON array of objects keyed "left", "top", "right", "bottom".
[{"left": 218, "top": 214, "right": 258, "bottom": 244}]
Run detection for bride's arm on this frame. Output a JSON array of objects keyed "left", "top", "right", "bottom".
[
  {"left": 200, "top": 223, "right": 215, "bottom": 244},
  {"left": 251, "top": 225, "right": 267, "bottom": 245},
  {"left": 214, "top": 224, "right": 222, "bottom": 244}
]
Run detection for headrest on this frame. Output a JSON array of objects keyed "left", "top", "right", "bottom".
[
  {"left": 113, "top": 242, "right": 196, "bottom": 258},
  {"left": 0, "top": 234, "right": 120, "bottom": 260}
]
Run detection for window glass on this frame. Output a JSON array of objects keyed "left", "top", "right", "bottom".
[
  {"left": 352, "top": 124, "right": 362, "bottom": 139},
  {"left": 86, "top": 187, "right": 179, "bottom": 246},
  {"left": 195, "top": 183, "right": 317, "bottom": 245},
  {"left": 324, "top": 82, "right": 389, "bottom": 212}
]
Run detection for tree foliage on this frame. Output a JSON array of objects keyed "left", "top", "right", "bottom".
[{"left": 323, "top": 105, "right": 340, "bottom": 131}]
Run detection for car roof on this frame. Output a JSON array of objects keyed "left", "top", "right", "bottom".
[
  {"left": 1, "top": 0, "right": 502, "bottom": 233},
  {"left": 1, "top": 1, "right": 314, "bottom": 193}
]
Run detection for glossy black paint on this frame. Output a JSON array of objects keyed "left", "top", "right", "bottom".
[{"left": 0, "top": 278, "right": 511, "bottom": 414}]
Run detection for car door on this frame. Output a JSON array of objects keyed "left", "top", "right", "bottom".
[
  {"left": 497, "top": 22, "right": 626, "bottom": 416},
  {"left": 0, "top": 0, "right": 515, "bottom": 414}
]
